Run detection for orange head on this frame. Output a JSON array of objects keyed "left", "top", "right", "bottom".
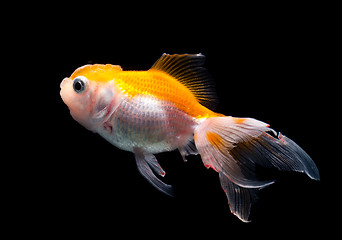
[{"left": 60, "top": 64, "right": 123, "bottom": 132}]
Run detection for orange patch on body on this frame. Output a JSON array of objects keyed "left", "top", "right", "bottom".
[
  {"left": 115, "top": 70, "right": 220, "bottom": 118},
  {"left": 70, "top": 64, "right": 221, "bottom": 118}
]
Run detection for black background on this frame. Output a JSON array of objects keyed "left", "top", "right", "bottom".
[{"left": 10, "top": 3, "right": 336, "bottom": 238}]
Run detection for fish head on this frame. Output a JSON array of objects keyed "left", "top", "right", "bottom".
[{"left": 60, "top": 64, "right": 123, "bottom": 132}]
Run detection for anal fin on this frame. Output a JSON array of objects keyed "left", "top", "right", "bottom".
[{"left": 178, "top": 136, "right": 198, "bottom": 162}]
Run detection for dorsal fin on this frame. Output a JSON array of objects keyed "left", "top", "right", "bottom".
[{"left": 149, "top": 53, "right": 217, "bottom": 109}]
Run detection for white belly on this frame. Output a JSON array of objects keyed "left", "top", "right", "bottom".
[{"left": 96, "top": 95, "right": 197, "bottom": 154}]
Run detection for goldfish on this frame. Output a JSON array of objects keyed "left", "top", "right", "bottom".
[{"left": 60, "top": 53, "right": 320, "bottom": 222}]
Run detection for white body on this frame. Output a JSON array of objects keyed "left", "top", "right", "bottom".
[{"left": 97, "top": 95, "right": 198, "bottom": 154}]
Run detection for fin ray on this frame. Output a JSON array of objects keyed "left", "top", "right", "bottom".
[
  {"left": 178, "top": 135, "right": 198, "bottom": 162},
  {"left": 194, "top": 116, "right": 320, "bottom": 221},
  {"left": 134, "top": 149, "right": 174, "bottom": 197},
  {"left": 195, "top": 117, "right": 276, "bottom": 188},
  {"left": 149, "top": 53, "right": 217, "bottom": 109},
  {"left": 194, "top": 116, "right": 320, "bottom": 188},
  {"left": 144, "top": 154, "right": 166, "bottom": 177},
  {"left": 219, "top": 172, "right": 258, "bottom": 222}
]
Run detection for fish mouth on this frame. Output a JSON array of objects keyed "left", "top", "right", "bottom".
[
  {"left": 60, "top": 77, "right": 69, "bottom": 89},
  {"left": 60, "top": 78, "right": 73, "bottom": 105}
]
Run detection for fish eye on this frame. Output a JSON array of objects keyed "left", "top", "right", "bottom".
[{"left": 73, "top": 76, "right": 88, "bottom": 94}]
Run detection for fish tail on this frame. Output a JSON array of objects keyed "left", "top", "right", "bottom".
[{"left": 194, "top": 116, "right": 320, "bottom": 222}]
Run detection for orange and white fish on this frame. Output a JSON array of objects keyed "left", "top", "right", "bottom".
[{"left": 60, "top": 53, "right": 319, "bottom": 222}]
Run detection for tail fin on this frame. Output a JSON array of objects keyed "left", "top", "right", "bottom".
[{"left": 194, "top": 116, "right": 319, "bottom": 222}]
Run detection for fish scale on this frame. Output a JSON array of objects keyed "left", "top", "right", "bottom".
[
  {"left": 60, "top": 53, "right": 319, "bottom": 222},
  {"left": 98, "top": 96, "right": 196, "bottom": 154},
  {"left": 114, "top": 70, "right": 220, "bottom": 119}
]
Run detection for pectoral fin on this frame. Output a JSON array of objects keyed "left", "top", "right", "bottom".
[
  {"left": 144, "top": 154, "right": 166, "bottom": 177},
  {"left": 134, "top": 149, "right": 174, "bottom": 197}
]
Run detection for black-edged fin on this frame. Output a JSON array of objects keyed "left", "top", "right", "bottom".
[
  {"left": 134, "top": 149, "right": 174, "bottom": 197},
  {"left": 219, "top": 172, "right": 258, "bottom": 222},
  {"left": 149, "top": 53, "right": 218, "bottom": 109}
]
